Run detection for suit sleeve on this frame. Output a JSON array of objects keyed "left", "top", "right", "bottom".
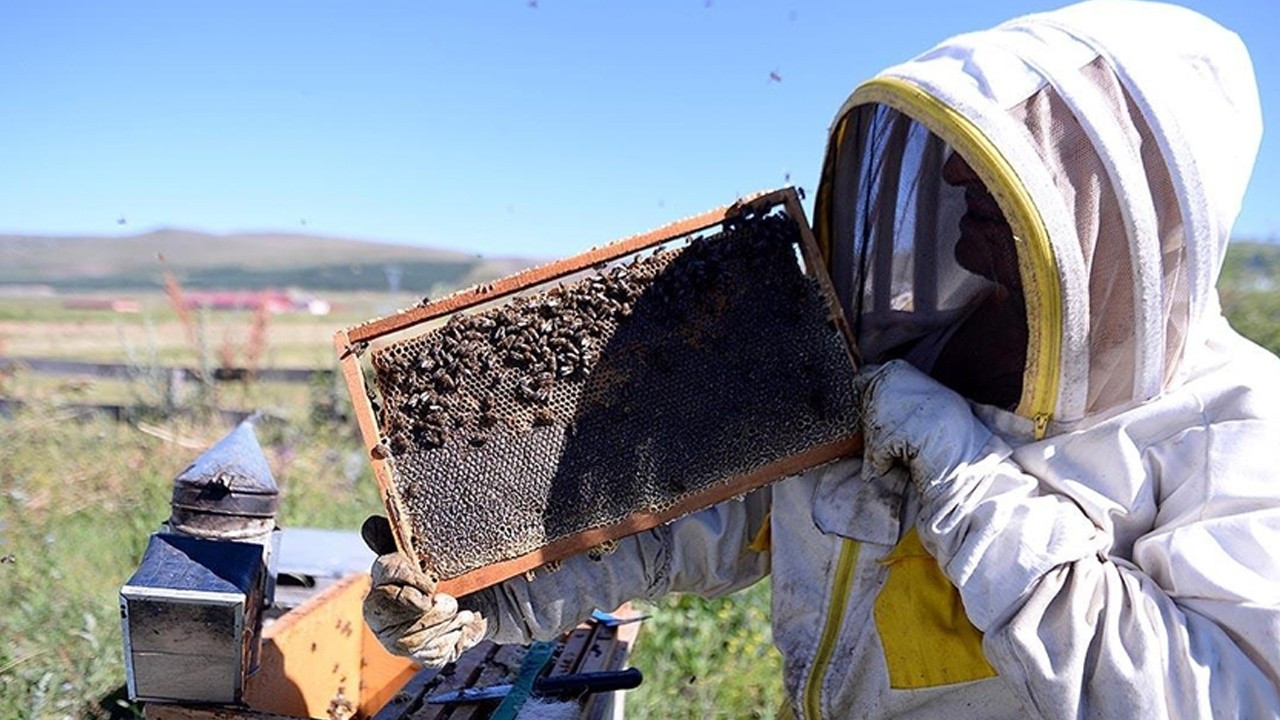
[
  {"left": 917, "top": 414, "right": 1280, "bottom": 718},
  {"left": 465, "top": 487, "right": 772, "bottom": 644}
]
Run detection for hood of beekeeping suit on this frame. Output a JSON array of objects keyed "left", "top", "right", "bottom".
[{"left": 814, "top": 0, "right": 1261, "bottom": 436}]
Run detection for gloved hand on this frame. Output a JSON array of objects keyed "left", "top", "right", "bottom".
[
  {"left": 856, "top": 360, "right": 993, "bottom": 498},
  {"left": 361, "top": 516, "right": 490, "bottom": 667}
]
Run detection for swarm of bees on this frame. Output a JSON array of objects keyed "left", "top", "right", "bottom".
[{"left": 369, "top": 211, "right": 861, "bottom": 582}]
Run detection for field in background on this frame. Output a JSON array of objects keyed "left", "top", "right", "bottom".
[
  {"left": 2, "top": 238, "right": 1277, "bottom": 718},
  {"left": 0, "top": 291, "right": 781, "bottom": 718},
  {"left": 0, "top": 292, "right": 411, "bottom": 367}
]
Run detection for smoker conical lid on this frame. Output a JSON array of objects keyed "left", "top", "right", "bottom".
[{"left": 171, "top": 416, "right": 279, "bottom": 517}]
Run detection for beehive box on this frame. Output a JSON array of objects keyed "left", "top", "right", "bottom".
[{"left": 336, "top": 189, "right": 862, "bottom": 595}]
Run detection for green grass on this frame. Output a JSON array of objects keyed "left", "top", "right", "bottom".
[
  {"left": 0, "top": 388, "right": 781, "bottom": 719},
  {"left": 1221, "top": 242, "right": 1280, "bottom": 356},
  {"left": 630, "top": 584, "right": 783, "bottom": 719},
  {"left": 1222, "top": 288, "right": 1280, "bottom": 356},
  {"left": 0, "top": 401, "right": 384, "bottom": 719},
  {"left": 0, "top": 411, "right": 176, "bottom": 719}
]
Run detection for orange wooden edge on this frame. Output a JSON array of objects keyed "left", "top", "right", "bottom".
[
  {"left": 340, "top": 188, "right": 792, "bottom": 344},
  {"left": 333, "top": 330, "right": 418, "bottom": 569}
]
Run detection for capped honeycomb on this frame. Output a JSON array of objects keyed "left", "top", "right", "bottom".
[{"left": 366, "top": 208, "right": 860, "bottom": 586}]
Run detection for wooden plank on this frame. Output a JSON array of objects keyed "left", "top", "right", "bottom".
[
  {"left": 596, "top": 618, "right": 643, "bottom": 720},
  {"left": 369, "top": 673, "right": 431, "bottom": 720},
  {"left": 423, "top": 640, "right": 496, "bottom": 695},
  {"left": 548, "top": 628, "right": 594, "bottom": 677},
  {"left": 449, "top": 644, "right": 525, "bottom": 720},
  {"left": 334, "top": 330, "right": 419, "bottom": 568},
  {"left": 574, "top": 626, "right": 617, "bottom": 676},
  {"left": 785, "top": 190, "right": 862, "bottom": 367},
  {"left": 368, "top": 608, "right": 645, "bottom": 720},
  {"left": 402, "top": 641, "right": 496, "bottom": 719},
  {"left": 242, "top": 575, "right": 367, "bottom": 719},
  {"left": 578, "top": 606, "right": 643, "bottom": 720},
  {"left": 573, "top": 625, "right": 618, "bottom": 720},
  {"left": 369, "top": 664, "right": 441, "bottom": 720},
  {"left": 611, "top": 616, "right": 642, "bottom": 659}
]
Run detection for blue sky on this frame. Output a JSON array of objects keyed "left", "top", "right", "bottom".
[{"left": 2, "top": 1, "right": 1277, "bottom": 258}]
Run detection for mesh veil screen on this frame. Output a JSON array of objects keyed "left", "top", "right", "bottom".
[
  {"left": 824, "top": 106, "right": 1008, "bottom": 389},
  {"left": 369, "top": 211, "right": 860, "bottom": 582}
]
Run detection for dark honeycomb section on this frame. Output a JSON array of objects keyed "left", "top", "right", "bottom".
[{"left": 370, "top": 211, "right": 859, "bottom": 581}]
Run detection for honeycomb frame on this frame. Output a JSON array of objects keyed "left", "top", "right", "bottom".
[{"left": 335, "top": 188, "right": 862, "bottom": 596}]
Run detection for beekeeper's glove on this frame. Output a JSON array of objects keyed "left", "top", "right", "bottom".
[
  {"left": 857, "top": 359, "right": 993, "bottom": 498},
  {"left": 361, "top": 516, "right": 490, "bottom": 667}
]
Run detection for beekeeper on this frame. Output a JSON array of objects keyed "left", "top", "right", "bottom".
[{"left": 364, "top": 1, "right": 1280, "bottom": 717}]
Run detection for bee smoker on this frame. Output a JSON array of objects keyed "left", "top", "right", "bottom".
[{"left": 119, "top": 416, "right": 281, "bottom": 704}]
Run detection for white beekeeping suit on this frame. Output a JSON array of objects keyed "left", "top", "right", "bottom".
[
  {"left": 365, "top": 1, "right": 1280, "bottom": 717},
  {"left": 782, "top": 0, "right": 1278, "bottom": 716}
]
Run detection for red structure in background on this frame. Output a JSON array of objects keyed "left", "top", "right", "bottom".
[{"left": 179, "top": 290, "right": 295, "bottom": 314}]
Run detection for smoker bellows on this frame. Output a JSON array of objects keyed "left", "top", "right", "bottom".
[{"left": 337, "top": 189, "right": 862, "bottom": 595}]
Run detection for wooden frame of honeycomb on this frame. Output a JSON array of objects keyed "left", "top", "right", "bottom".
[{"left": 335, "top": 188, "right": 862, "bottom": 596}]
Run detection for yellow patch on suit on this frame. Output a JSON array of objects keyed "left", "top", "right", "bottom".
[
  {"left": 873, "top": 528, "right": 996, "bottom": 689},
  {"left": 748, "top": 510, "right": 773, "bottom": 553}
]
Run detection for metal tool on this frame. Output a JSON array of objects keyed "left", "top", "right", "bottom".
[{"left": 426, "top": 667, "right": 643, "bottom": 705}]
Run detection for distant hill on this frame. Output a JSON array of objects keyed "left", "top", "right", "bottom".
[
  {"left": 0, "top": 229, "right": 537, "bottom": 293},
  {"left": 4, "top": 230, "right": 1276, "bottom": 313}
]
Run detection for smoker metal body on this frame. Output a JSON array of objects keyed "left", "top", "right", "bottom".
[
  {"left": 119, "top": 416, "right": 280, "bottom": 705},
  {"left": 120, "top": 533, "right": 266, "bottom": 703}
]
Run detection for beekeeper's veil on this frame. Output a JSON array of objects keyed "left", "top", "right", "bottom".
[{"left": 814, "top": 0, "right": 1261, "bottom": 435}]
